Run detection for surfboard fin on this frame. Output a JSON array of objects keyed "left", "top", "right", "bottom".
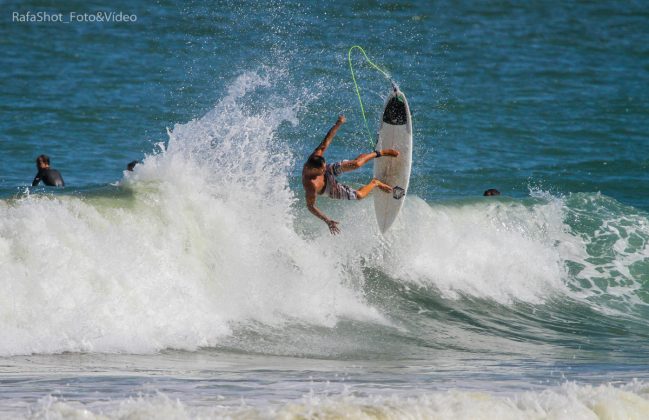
[{"left": 393, "top": 186, "right": 405, "bottom": 200}]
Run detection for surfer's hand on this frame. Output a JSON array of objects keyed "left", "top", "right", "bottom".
[
  {"left": 337, "top": 115, "right": 346, "bottom": 124},
  {"left": 327, "top": 220, "right": 340, "bottom": 235}
]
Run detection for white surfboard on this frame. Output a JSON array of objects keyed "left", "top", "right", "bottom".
[{"left": 373, "top": 86, "right": 413, "bottom": 233}]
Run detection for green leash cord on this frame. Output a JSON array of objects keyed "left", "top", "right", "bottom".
[{"left": 348, "top": 46, "right": 392, "bottom": 147}]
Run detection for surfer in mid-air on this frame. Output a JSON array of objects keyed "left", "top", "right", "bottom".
[{"left": 302, "top": 115, "right": 399, "bottom": 235}]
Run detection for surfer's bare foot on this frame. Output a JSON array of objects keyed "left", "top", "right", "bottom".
[
  {"left": 373, "top": 179, "right": 393, "bottom": 193},
  {"left": 380, "top": 149, "right": 399, "bottom": 157}
]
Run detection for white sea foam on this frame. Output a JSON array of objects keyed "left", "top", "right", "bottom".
[
  {"left": 560, "top": 193, "right": 649, "bottom": 313},
  {"left": 331, "top": 194, "right": 571, "bottom": 304},
  {"left": 0, "top": 70, "right": 382, "bottom": 356},
  {"left": 345, "top": 190, "right": 649, "bottom": 311},
  {"left": 23, "top": 381, "right": 649, "bottom": 420}
]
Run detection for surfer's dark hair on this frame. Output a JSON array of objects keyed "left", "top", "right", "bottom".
[
  {"left": 305, "top": 155, "right": 326, "bottom": 169},
  {"left": 36, "top": 155, "right": 50, "bottom": 166},
  {"left": 127, "top": 160, "right": 140, "bottom": 171},
  {"left": 483, "top": 188, "right": 501, "bottom": 196}
]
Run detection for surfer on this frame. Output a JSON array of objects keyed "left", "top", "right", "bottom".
[
  {"left": 483, "top": 188, "right": 501, "bottom": 196},
  {"left": 32, "top": 155, "right": 65, "bottom": 187},
  {"left": 302, "top": 115, "right": 399, "bottom": 235}
]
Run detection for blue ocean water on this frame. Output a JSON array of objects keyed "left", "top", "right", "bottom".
[{"left": 2, "top": 1, "right": 649, "bottom": 418}]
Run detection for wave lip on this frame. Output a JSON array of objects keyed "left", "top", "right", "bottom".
[{"left": 373, "top": 195, "right": 569, "bottom": 304}]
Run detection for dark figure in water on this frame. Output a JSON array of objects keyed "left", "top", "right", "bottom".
[
  {"left": 32, "top": 155, "right": 65, "bottom": 187},
  {"left": 126, "top": 160, "right": 140, "bottom": 171},
  {"left": 483, "top": 188, "right": 500, "bottom": 196}
]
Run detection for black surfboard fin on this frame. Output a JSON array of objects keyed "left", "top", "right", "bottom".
[{"left": 393, "top": 186, "right": 405, "bottom": 200}]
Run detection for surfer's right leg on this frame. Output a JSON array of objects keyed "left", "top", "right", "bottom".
[
  {"left": 340, "top": 149, "right": 400, "bottom": 173},
  {"left": 355, "top": 179, "right": 393, "bottom": 199}
]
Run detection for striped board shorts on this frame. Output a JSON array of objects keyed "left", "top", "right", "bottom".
[{"left": 324, "top": 161, "right": 358, "bottom": 200}]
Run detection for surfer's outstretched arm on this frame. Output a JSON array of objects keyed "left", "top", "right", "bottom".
[
  {"left": 305, "top": 190, "right": 340, "bottom": 235},
  {"left": 312, "top": 115, "right": 346, "bottom": 157},
  {"left": 340, "top": 149, "right": 400, "bottom": 173}
]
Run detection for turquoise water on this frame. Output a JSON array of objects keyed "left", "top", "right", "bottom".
[{"left": 2, "top": 1, "right": 649, "bottom": 418}]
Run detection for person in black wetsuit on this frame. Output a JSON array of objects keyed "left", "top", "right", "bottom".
[
  {"left": 32, "top": 155, "right": 65, "bottom": 187},
  {"left": 126, "top": 160, "right": 140, "bottom": 171}
]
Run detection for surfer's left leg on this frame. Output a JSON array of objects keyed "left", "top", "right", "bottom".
[
  {"left": 339, "top": 149, "right": 400, "bottom": 173},
  {"left": 355, "top": 178, "right": 393, "bottom": 199}
]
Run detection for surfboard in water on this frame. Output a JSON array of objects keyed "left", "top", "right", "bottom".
[{"left": 373, "top": 86, "right": 413, "bottom": 233}]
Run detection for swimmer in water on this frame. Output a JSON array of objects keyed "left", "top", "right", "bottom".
[
  {"left": 126, "top": 160, "right": 140, "bottom": 171},
  {"left": 302, "top": 115, "right": 399, "bottom": 235},
  {"left": 32, "top": 155, "right": 65, "bottom": 187},
  {"left": 483, "top": 188, "right": 501, "bottom": 196}
]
